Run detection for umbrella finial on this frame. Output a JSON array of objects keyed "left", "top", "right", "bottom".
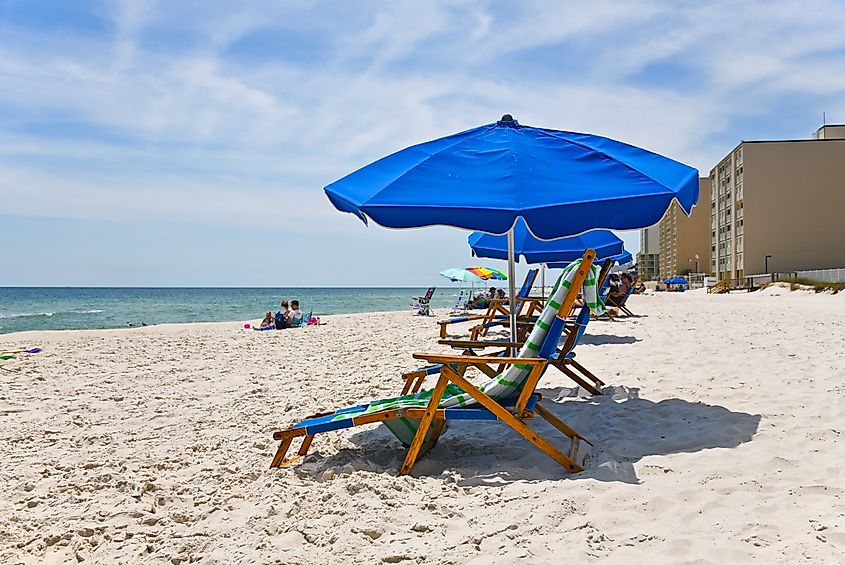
[
  {"left": 501, "top": 114, "right": 514, "bottom": 121},
  {"left": 498, "top": 114, "right": 519, "bottom": 127}
]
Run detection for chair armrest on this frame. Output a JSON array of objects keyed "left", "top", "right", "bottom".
[
  {"left": 438, "top": 339, "right": 523, "bottom": 348},
  {"left": 412, "top": 353, "right": 546, "bottom": 365}
]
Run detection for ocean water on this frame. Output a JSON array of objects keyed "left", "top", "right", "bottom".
[{"left": 0, "top": 287, "right": 460, "bottom": 335}]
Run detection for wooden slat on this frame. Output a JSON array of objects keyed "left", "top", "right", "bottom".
[
  {"left": 412, "top": 353, "right": 546, "bottom": 365},
  {"left": 400, "top": 373, "right": 451, "bottom": 475},
  {"left": 351, "top": 410, "right": 401, "bottom": 427},
  {"left": 272, "top": 427, "right": 307, "bottom": 441},
  {"left": 439, "top": 339, "right": 523, "bottom": 349}
]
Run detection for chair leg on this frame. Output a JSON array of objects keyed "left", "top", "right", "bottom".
[
  {"left": 568, "top": 358, "right": 604, "bottom": 389},
  {"left": 534, "top": 403, "right": 590, "bottom": 471},
  {"left": 270, "top": 438, "right": 293, "bottom": 468},
  {"left": 400, "top": 374, "right": 450, "bottom": 475},
  {"left": 270, "top": 433, "right": 315, "bottom": 468},
  {"left": 443, "top": 369, "right": 584, "bottom": 473},
  {"left": 419, "top": 419, "right": 447, "bottom": 458},
  {"left": 551, "top": 359, "right": 601, "bottom": 396}
]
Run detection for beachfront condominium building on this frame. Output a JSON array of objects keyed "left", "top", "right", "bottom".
[
  {"left": 710, "top": 125, "right": 845, "bottom": 281},
  {"left": 657, "top": 178, "right": 711, "bottom": 279},
  {"left": 637, "top": 226, "right": 660, "bottom": 280}
]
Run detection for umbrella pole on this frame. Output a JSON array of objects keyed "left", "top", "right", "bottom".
[
  {"left": 507, "top": 227, "right": 518, "bottom": 346},
  {"left": 541, "top": 263, "right": 545, "bottom": 300}
]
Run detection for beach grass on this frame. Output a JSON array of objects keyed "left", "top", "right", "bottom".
[{"left": 778, "top": 277, "right": 845, "bottom": 293}]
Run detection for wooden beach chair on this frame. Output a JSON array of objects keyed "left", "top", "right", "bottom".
[
  {"left": 430, "top": 304, "right": 605, "bottom": 396},
  {"left": 436, "top": 268, "right": 540, "bottom": 338},
  {"left": 603, "top": 277, "right": 638, "bottom": 318},
  {"left": 269, "top": 251, "right": 597, "bottom": 475}
]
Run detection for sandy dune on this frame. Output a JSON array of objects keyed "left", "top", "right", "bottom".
[{"left": 1, "top": 290, "right": 844, "bottom": 564}]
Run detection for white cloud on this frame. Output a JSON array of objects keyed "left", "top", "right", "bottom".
[{"left": 2, "top": 0, "right": 845, "bottom": 270}]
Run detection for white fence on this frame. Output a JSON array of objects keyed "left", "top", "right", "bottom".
[{"left": 794, "top": 268, "right": 845, "bottom": 284}]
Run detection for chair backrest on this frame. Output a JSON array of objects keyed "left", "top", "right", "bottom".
[
  {"left": 518, "top": 268, "right": 539, "bottom": 298},
  {"left": 475, "top": 251, "right": 596, "bottom": 402},
  {"left": 423, "top": 287, "right": 436, "bottom": 301},
  {"left": 596, "top": 259, "right": 614, "bottom": 297}
]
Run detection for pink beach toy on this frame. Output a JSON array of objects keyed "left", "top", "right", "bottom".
[{"left": 243, "top": 323, "right": 251, "bottom": 329}]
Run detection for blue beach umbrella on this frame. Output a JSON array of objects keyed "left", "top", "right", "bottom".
[
  {"left": 613, "top": 250, "right": 634, "bottom": 265},
  {"left": 468, "top": 219, "right": 625, "bottom": 264},
  {"left": 325, "top": 115, "right": 699, "bottom": 339},
  {"left": 548, "top": 250, "right": 633, "bottom": 270}
]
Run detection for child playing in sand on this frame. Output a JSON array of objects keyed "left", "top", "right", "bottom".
[{"left": 259, "top": 311, "right": 274, "bottom": 329}]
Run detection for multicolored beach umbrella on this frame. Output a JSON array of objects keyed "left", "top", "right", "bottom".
[
  {"left": 439, "top": 267, "right": 507, "bottom": 283},
  {"left": 324, "top": 115, "right": 699, "bottom": 340},
  {"left": 465, "top": 266, "right": 507, "bottom": 280}
]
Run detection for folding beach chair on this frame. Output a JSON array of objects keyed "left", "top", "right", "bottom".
[
  {"left": 411, "top": 287, "right": 436, "bottom": 316},
  {"left": 604, "top": 278, "right": 638, "bottom": 317},
  {"left": 437, "top": 268, "right": 540, "bottom": 338},
  {"left": 270, "top": 251, "right": 597, "bottom": 475}
]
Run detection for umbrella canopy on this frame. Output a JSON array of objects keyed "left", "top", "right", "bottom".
[
  {"left": 469, "top": 219, "right": 624, "bottom": 264},
  {"left": 614, "top": 250, "right": 634, "bottom": 265},
  {"left": 325, "top": 115, "right": 699, "bottom": 340},
  {"left": 325, "top": 116, "right": 699, "bottom": 240},
  {"left": 664, "top": 277, "right": 688, "bottom": 284},
  {"left": 439, "top": 268, "right": 485, "bottom": 283},
  {"left": 548, "top": 249, "right": 633, "bottom": 269},
  {"left": 439, "top": 267, "right": 507, "bottom": 283}
]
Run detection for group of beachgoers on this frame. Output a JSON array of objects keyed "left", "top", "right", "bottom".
[
  {"left": 467, "top": 287, "right": 507, "bottom": 309},
  {"left": 257, "top": 300, "right": 308, "bottom": 330}
]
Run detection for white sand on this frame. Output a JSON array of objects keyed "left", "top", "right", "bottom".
[{"left": 1, "top": 291, "right": 844, "bottom": 564}]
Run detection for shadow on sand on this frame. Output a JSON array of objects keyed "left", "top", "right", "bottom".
[
  {"left": 578, "top": 334, "right": 640, "bottom": 346},
  {"left": 289, "top": 386, "right": 760, "bottom": 485}
]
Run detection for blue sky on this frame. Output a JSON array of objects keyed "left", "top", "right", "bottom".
[{"left": 2, "top": 0, "right": 845, "bottom": 286}]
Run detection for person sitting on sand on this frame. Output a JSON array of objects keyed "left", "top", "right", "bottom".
[
  {"left": 496, "top": 288, "right": 506, "bottom": 302},
  {"left": 287, "top": 300, "right": 304, "bottom": 326},
  {"left": 275, "top": 301, "right": 290, "bottom": 329},
  {"left": 259, "top": 311, "right": 274, "bottom": 329}
]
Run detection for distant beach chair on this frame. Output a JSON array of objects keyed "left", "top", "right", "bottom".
[
  {"left": 604, "top": 279, "right": 638, "bottom": 317},
  {"left": 467, "top": 258, "right": 614, "bottom": 339},
  {"left": 287, "top": 310, "right": 313, "bottom": 328},
  {"left": 411, "top": 287, "right": 436, "bottom": 316},
  {"left": 269, "top": 252, "right": 597, "bottom": 475},
  {"left": 437, "top": 268, "right": 540, "bottom": 338}
]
